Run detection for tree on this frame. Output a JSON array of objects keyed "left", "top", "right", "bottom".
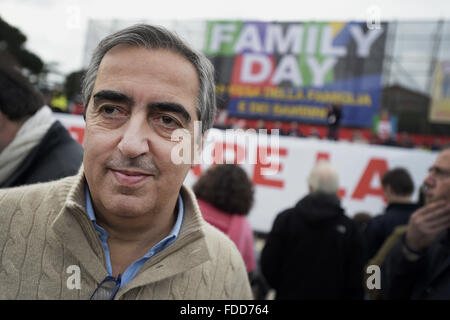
[
  {"left": 64, "top": 70, "right": 86, "bottom": 102},
  {"left": 0, "top": 16, "right": 44, "bottom": 75}
]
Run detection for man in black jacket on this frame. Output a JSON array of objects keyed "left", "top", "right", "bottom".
[
  {"left": 381, "top": 147, "right": 450, "bottom": 299},
  {"left": 364, "top": 167, "right": 420, "bottom": 261},
  {"left": 326, "top": 104, "right": 342, "bottom": 140},
  {"left": 260, "top": 160, "right": 365, "bottom": 299},
  {"left": 0, "top": 63, "right": 83, "bottom": 188}
]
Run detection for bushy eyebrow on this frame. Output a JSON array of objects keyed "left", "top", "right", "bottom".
[
  {"left": 92, "top": 90, "right": 192, "bottom": 124},
  {"left": 93, "top": 90, "right": 135, "bottom": 106}
]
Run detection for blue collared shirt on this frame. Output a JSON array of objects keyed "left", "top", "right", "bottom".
[{"left": 85, "top": 185, "right": 184, "bottom": 286}]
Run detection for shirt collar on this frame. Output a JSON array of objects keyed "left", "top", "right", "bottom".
[{"left": 85, "top": 185, "right": 96, "bottom": 223}]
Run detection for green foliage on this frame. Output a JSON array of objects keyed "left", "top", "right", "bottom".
[
  {"left": 64, "top": 70, "right": 86, "bottom": 101},
  {"left": 0, "top": 16, "right": 44, "bottom": 74}
]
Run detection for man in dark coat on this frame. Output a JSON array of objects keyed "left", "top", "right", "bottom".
[
  {"left": 260, "top": 160, "right": 365, "bottom": 299},
  {"left": 381, "top": 147, "right": 450, "bottom": 299},
  {"left": 364, "top": 167, "right": 420, "bottom": 261},
  {"left": 326, "top": 104, "right": 342, "bottom": 140},
  {"left": 0, "top": 63, "right": 83, "bottom": 188}
]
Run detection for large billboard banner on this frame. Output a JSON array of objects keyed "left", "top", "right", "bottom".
[
  {"left": 204, "top": 21, "right": 387, "bottom": 127},
  {"left": 429, "top": 60, "right": 450, "bottom": 124}
]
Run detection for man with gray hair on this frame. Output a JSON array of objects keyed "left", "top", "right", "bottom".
[
  {"left": 0, "top": 24, "right": 252, "bottom": 300},
  {"left": 260, "top": 160, "right": 365, "bottom": 299}
]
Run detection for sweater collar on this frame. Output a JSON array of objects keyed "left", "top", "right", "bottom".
[{"left": 52, "top": 165, "right": 211, "bottom": 291}]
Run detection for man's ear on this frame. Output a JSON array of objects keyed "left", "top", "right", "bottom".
[{"left": 383, "top": 185, "right": 392, "bottom": 202}]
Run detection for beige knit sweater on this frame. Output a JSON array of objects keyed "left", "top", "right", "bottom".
[{"left": 0, "top": 168, "right": 253, "bottom": 300}]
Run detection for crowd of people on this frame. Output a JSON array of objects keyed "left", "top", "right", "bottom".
[
  {"left": 1, "top": 23, "right": 450, "bottom": 301},
  {"left": 256, "top": 151, "right": 450, "bottom": 300},
  {"left": 213, "top": 109, "right": 448, "bottom": 151}
]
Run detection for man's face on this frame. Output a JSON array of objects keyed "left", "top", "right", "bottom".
[
  {"left": 83, "top": 45, "right": 200, "bottom": 219},
  {"left": 423, "top": 149, "right": 450, "bottom": 204}
]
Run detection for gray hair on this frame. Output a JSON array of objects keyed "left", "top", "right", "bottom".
[
  {"left": 81, "top": 24, "right": 216, "bottom": 133},
  {"left": 308, "top": 160, "right": 339, "bottom": 195}
]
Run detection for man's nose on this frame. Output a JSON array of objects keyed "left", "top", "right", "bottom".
[{"left": 117, "top": 116, "right": 151, "bottom": 159}]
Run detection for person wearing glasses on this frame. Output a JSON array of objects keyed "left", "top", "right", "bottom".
[
  {"left": 380, "top": 146, "right": 450, "bottom": 299},
  {"left": 0, "top": 24, "right": 253, "bottom": 300}
]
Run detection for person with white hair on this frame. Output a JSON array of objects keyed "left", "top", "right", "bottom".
[
  {"left": 260, "top": 160, "right": 365, "bottom": 299},
  {"left": 307, "top": 160, "right": 340, "bottom": 194}
]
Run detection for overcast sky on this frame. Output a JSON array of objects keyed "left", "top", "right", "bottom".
[{"left": 1, "top": 0, "right": 450, "bottom": 77}]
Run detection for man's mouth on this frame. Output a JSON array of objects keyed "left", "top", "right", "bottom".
[{"left": 110, "top": 168, "right": 153, "bottom": 186}]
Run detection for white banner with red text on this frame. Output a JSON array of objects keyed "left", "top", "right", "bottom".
[{"left": 57, "top": 114, "right": 438, "bottom": 233}]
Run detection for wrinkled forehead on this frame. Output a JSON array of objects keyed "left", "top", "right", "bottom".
[
  {"left": 94, "top": 46, "right": 199, "bottom": 106},
  {"left": 435, "top": 150, "right": 450, "bottom": 169}
]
